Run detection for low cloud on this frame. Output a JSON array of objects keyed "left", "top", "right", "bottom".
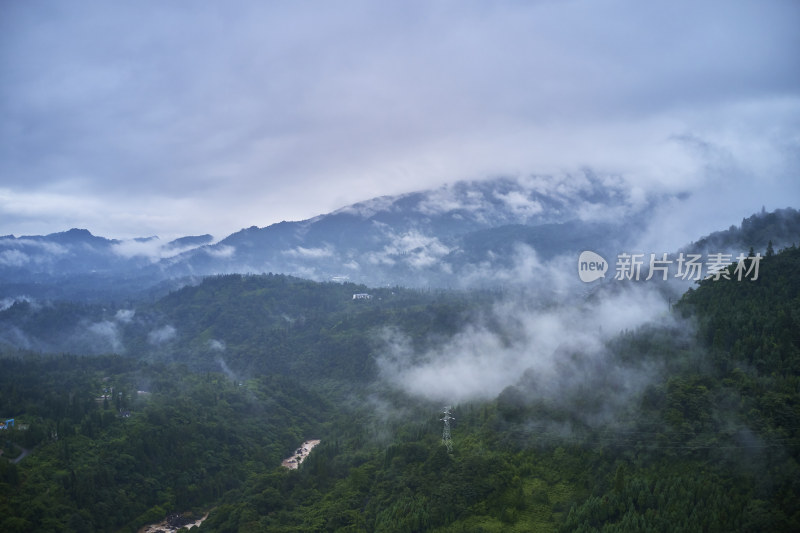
[
  {"left": 494, "top": 190, "right": 543, "bottom": 218},
  {"left": 205, "top": 245, "right": 236, "bottom": 259},
  {"left": 111, "top": 238, "right": 209, "bottom": 262},
  {"left": 365, "top": 251, "right": 396, "bottom": 267},
  {"left": 333, "top": 195, "right": 397, "bottom": 218},
  {"left": 208, "top": 339, "right": 226, "bottom": 351},
  {"left": 0, "top": 237, "right": 70, "bottom": 268},
  {"left": 88, "top": 320, "right": 123, "bottom": 353},
  {"left": 0, "top": 325, "right": 36, "bottom": 351},
  {"left": 216, "top": 356, "right": 237, "bottom": 381},
  {"left": 283, "top": 245, "right": 334, "bottom": 259},
  {"left": 148, "top": 324, "right": 177, "bottom": 345},
  {"left": 417, "top": 186, "right": 492, "bottom": 218},
  {"left": 342, "top": 260, "right": 360, "bottom": 271},
  {"left": 457, "top": 245, "right": 579, "bottom": 295},
  {"left": 0, "top": 249, "right": 30, "bottom": 267},
  {"left": 0, "top": 296, "right": 33, "bottom": 312},
  {"left": 115, "top": 309, "right": 135, "bottom": 323},
  {"left": 371, "top": 229, "right": 453, "bottom": 270},
  {"left": 376, "top": 284, "right": 671, "bottom": 408}
]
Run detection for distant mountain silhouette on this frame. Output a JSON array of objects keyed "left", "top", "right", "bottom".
[{"left": 1, "top": 173, "right": 796, "bottom": 300}]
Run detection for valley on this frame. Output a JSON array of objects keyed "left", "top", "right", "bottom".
[
  {"left": 0, "top": 206, "right": 798, "bottom": 531},
  {"left": 4, "top": 2, "right": 797, "bottom": 530}
]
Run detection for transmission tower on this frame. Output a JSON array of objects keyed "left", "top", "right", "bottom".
[{"left": 440, "top": 406, "right": 454, "bottom": 453}]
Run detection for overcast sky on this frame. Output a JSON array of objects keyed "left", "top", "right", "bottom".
[{"left": 1, "top": 0, "right": 798, "bottom": 240}]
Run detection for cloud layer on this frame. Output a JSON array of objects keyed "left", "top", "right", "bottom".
[
  {"left": 377, "top": 284, "right": 672, "bottom": 405},
  {"left": 1, "top": 1, "right": 798, "bottom": 239}
]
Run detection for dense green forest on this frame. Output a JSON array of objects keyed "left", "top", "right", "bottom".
[
  {"left": 1, "top": 248, "right": 798, "bottom": 531},
  {"left": 195, "top": 248, "right": 799, "bottom": 532},
  {"left": 0, "top": 353, "right": 329, "bottom": 531},
  {"left": 0, "top": 275, "right": 487, "bottom": 375}
]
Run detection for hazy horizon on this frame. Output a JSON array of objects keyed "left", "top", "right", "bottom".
[{"left": 2, "top": 1, "right": 798, "bottom": 242}]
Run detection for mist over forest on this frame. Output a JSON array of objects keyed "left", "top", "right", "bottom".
[
  {"left": 1, "top": 192, "right": 798, "bottom": 532},
  {"left": 2, "top": 1, "right": 799, "bottom": 531}
]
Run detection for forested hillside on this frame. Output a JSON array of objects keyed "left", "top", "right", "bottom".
[
  {"left": 1, "top": 248, "right": 798, "bottom": 531},
  {"left": 124, "top": 274, "right": 486, "bottom": 381},
  {"left": 0, "top": 274, "right": 487, "bottom": 377},
  {"left": 0, "top": 353, "right": 330, "bottom": 532},
  {"left": 686, "top": 207, "right": 800, "bottom": 255},
  {"left": 198, "top": 247, "right": 800, "bottom": 532}
]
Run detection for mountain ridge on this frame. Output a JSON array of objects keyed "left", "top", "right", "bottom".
[{"left": 1, "top": 174, "right": 798, "bottom": 300}]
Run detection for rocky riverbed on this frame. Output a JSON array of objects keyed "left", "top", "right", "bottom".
[
  {"left": 281, "top": 439, "right": 321, "bottom": 469},
  {"left": 139, "top": 511, "right": 208, "bottom": 533}
]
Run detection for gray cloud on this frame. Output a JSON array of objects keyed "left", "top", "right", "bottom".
[
  {"left": 114, "top": 309, "right": 135, "bottom": 324},
  {"left": 1, "top": 1, "right": 797, "bottom": 239},
  {"left": 147, "top": 324, "right": 177, "bottom": 345},
  {"left": 377, "top": 229, "right": 453, "bottom": 270},
  {"left": 87, "top": 320, "right": 123, "bottom": 353},
  {"left": 0, "top": 249, "right": 29, "bottom": 267},
  {"left": 376, "top": 284, "right": 672, "bottom": 405},
  {"left": 208, "top": 339, "right": 226, "bottom": 352},
  {"left": 283, "top": 246, "right": 335, "bottom": 259},
  {"left": 0, "top": 295, "right": 33, "bottom": 312},
  {"left": 0, "top": 238, "right": 70, "bottom": 269},
  {"left": 205, "top": 245, "right": 236, "bottom": 259},
  {"left": 111, "top": 238, "right": 211, "bottom": 262}
]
